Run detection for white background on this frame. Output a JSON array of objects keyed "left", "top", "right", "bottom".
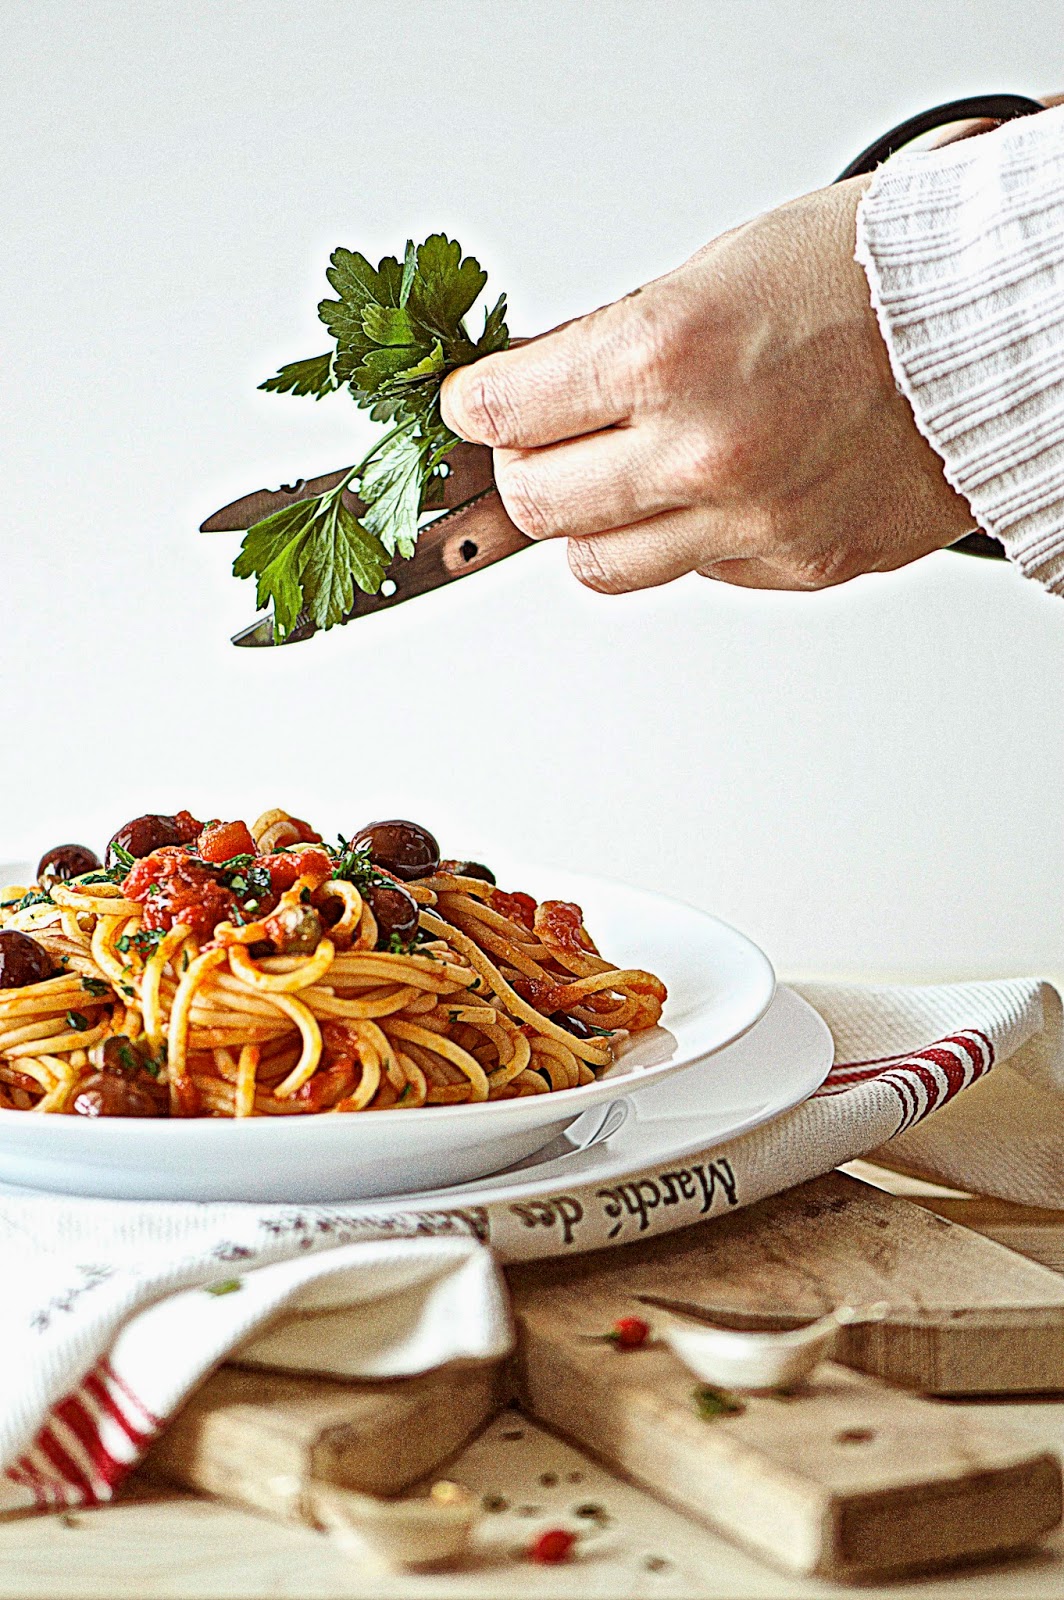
[{"left": 2, "top": 0, "right": 1062, "bottom": 983}]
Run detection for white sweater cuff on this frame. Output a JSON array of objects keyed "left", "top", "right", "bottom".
[{"left": 855, "top": 106, "right": 1064, "bottom": 594}]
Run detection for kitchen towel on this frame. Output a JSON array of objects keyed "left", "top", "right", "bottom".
[{"left": 1, "top": 975, "right": 1060, "bottom": 1516}]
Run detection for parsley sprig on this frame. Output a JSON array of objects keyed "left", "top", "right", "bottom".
[
  {"left": 328, "top": 836, "right": 394, "bottom": 894},
  {"left": 233, "top": 234, "right": 509, "bottom": 641}
]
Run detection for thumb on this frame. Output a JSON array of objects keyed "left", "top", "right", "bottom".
[
  {"left": 440, "top": 305, "right": 630, "bottom": 450},
  {"left": 439, "top": 358, "right": 506, "bottom": 445}
]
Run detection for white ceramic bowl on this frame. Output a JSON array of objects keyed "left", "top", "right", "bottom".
[{"left": 0, "top": 860, "right": 774, "bottom": 1201}]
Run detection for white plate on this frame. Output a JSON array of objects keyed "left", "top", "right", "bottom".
[
  {"left": 386, "top": 985, "right": 832, "bottom": 1211},
  {"left": 0, "top": 860, "right": 775, "bottom": 1202}
]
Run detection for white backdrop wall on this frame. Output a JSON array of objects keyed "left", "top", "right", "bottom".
[{"left": 2, "top": 0, "right": 1062, "bottom": 982}]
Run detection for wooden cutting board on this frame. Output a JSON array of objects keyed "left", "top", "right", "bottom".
[
  {"left": 149, "top": 1172, "right": 1064, "bottom": 1579},
  {"left": 509, "top": 1170, "right": 1064, "bottom": 1395}
]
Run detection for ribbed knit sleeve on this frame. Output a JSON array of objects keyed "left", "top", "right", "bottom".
[{"left": 855, "top": 105, "right": 1064, "bottom": 593}]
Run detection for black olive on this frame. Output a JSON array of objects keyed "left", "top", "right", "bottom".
[
  {"left": 549, "top": 1010, "right": 594, "bottom": 1042},
  {"left": 90, "top": 1035, "right": 151, "bottom": 1076},
  {"left": 440, "top": 858, "right": 496, "bottom": 885},
  {"left": 37, "top": 843, "right": 101, "bottom": 888},
  {"left": 367, "top": 881, "right": 420, "bottom": 949},
  {"left": 75, "top": 1036, "right": 168, "bottom": 1117},
  {"left": 353, "top": 820, "right": 440, "bottom": 882},
  {"left": 0, "top": 931, "right": 56, "bottom": 990},
  {"left": 73, "top": 1074, "right": 165, "bottom": 1118},
  {"left": 106, "top": 813, "right": 193, "bottom": 866}
]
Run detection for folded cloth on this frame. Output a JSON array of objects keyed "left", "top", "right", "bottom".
[{"left": 1, "top": 976, "right": 1060, "bottom": 1517}]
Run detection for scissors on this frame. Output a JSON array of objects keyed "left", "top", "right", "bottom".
[{"left": 207, "top": 92, "right": 1042, "bottom": 647}]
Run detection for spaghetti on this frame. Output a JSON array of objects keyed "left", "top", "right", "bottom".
[{"left": 0, "top": 810, "right": 667, "bottom": 1118}]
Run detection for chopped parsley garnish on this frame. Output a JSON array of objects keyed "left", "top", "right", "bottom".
[
  {"left": 115, "top": 928, "right": 166, "bottom": 958},
  {"left": 217, "top": 858, "right": 273, "bottom": 909},
  {"left": 80, "top": 867, "right": 125, "bottom": 886},
  {"left": 692, "top": 1385, "right": 744, "bottom": 1420},
  {"left": 387, "top": 931, "right": 414, "bottom": 954},
  {"left": 1, "top": 890, "right": 54, "bottom": 913},
  {"left": 109, "top": 844, "right": 136, "bottom": 870},
  {"left": 139, "top": 1044, "right": 165, "bottom": 1079},
  {"left": 232, "top": 234, "right": 509, "bottom": 640},
  {"left": 81, "top": 977, "right": 110, "bottom": 998},
  {"left": 330, "top": 836, "right": 393, "bottom": 893},
  {"left": 206, "top": 1278, "right": 243, "bottom": 1297},
  {"left": 65, "top": 1012, "right": 91, "bottom": 1032}
]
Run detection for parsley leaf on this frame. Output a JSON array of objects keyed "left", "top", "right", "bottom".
[
  {"left": 232, "top": 495, "right": 388, "bottom": 639},
  {"left": 259, "top": 353, "right": 336, "bottom": 399},
  {"left": 359, "top": 425, "right": 430, "bottom": 559},
  {"left": 234, "top": 233, "right": 510, "bottom": 641}
]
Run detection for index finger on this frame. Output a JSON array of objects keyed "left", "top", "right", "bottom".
[{"left": 440, "top": 299, "right": 634, "bottom": 449}]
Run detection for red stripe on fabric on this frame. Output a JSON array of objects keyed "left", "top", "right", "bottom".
[
  {"left": 904, "top": 1060, "right": 948, "bottom": 1114},
  {"left": 833, "top": 1027, "right": 994, "bottom": 1074},
  {"left": 947, "top": 1030, "right": 995, "bottom": 1072},
  {"left": 831, "top": 1048, "right": 930, "bottom": 1070},
  {"left": 5, "top": 1460, "right": 48, "bottom": 1511},
  {"left": 914, "top": 1046, "right": 970, "bottom": 1101},
  {"left": 82, "top": 1372, "right": 153, "bottom": 1448},
  {"left": 99, "top": 1358, "right": 161, "bottom": 1430},
  {"left": 17, "top": 1452, "right": 57, "bottom": 1507},
  {"left": 52, "top": 1395, "right": 127, "bottom": 1490},
  {"left": 820, "top": 1029, "right": 995, "bottom": 1096},
  {"left": 33, "top": 1427, "right": 94, "bottom": 1503},
  {"left": 822, "top": 1064, "right": 889, "bottom": 1083},
  {"left": 950, "top": 1035, "right": 986, "bottom": 1072}
]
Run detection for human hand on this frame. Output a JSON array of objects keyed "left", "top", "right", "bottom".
[{"left": 440, "top": 177, "right": 975, "bottom": 593}]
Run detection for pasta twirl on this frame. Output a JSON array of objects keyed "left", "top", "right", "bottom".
[{"left": 0, "top": 809, "right": 666, "bottom": 1118}]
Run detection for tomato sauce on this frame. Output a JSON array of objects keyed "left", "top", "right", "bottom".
[
  {"left": 123, "top": 849, "right": 238, "bottom": 939},
  {"left": 536, "top": 899, "right": 598, "bottom": 955},
  {"left": 490, "top": 888, "right": 537, "bottom": 930},
  {"left": 266, "top": 847, "right": 332, "bottom": 894},
  {"left": 197, "top": 820, "right": 256, "bottom": 863}
]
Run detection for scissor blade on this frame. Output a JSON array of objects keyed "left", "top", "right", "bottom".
[
  {"left": 201, "top": 468, "right": 351, "bottom": 532},
  {"left": 231, "top": 488, "right": 534, "bottom": 646},
  {"left": 202, "top": 440, "right": 496, "bottom": 532}
]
